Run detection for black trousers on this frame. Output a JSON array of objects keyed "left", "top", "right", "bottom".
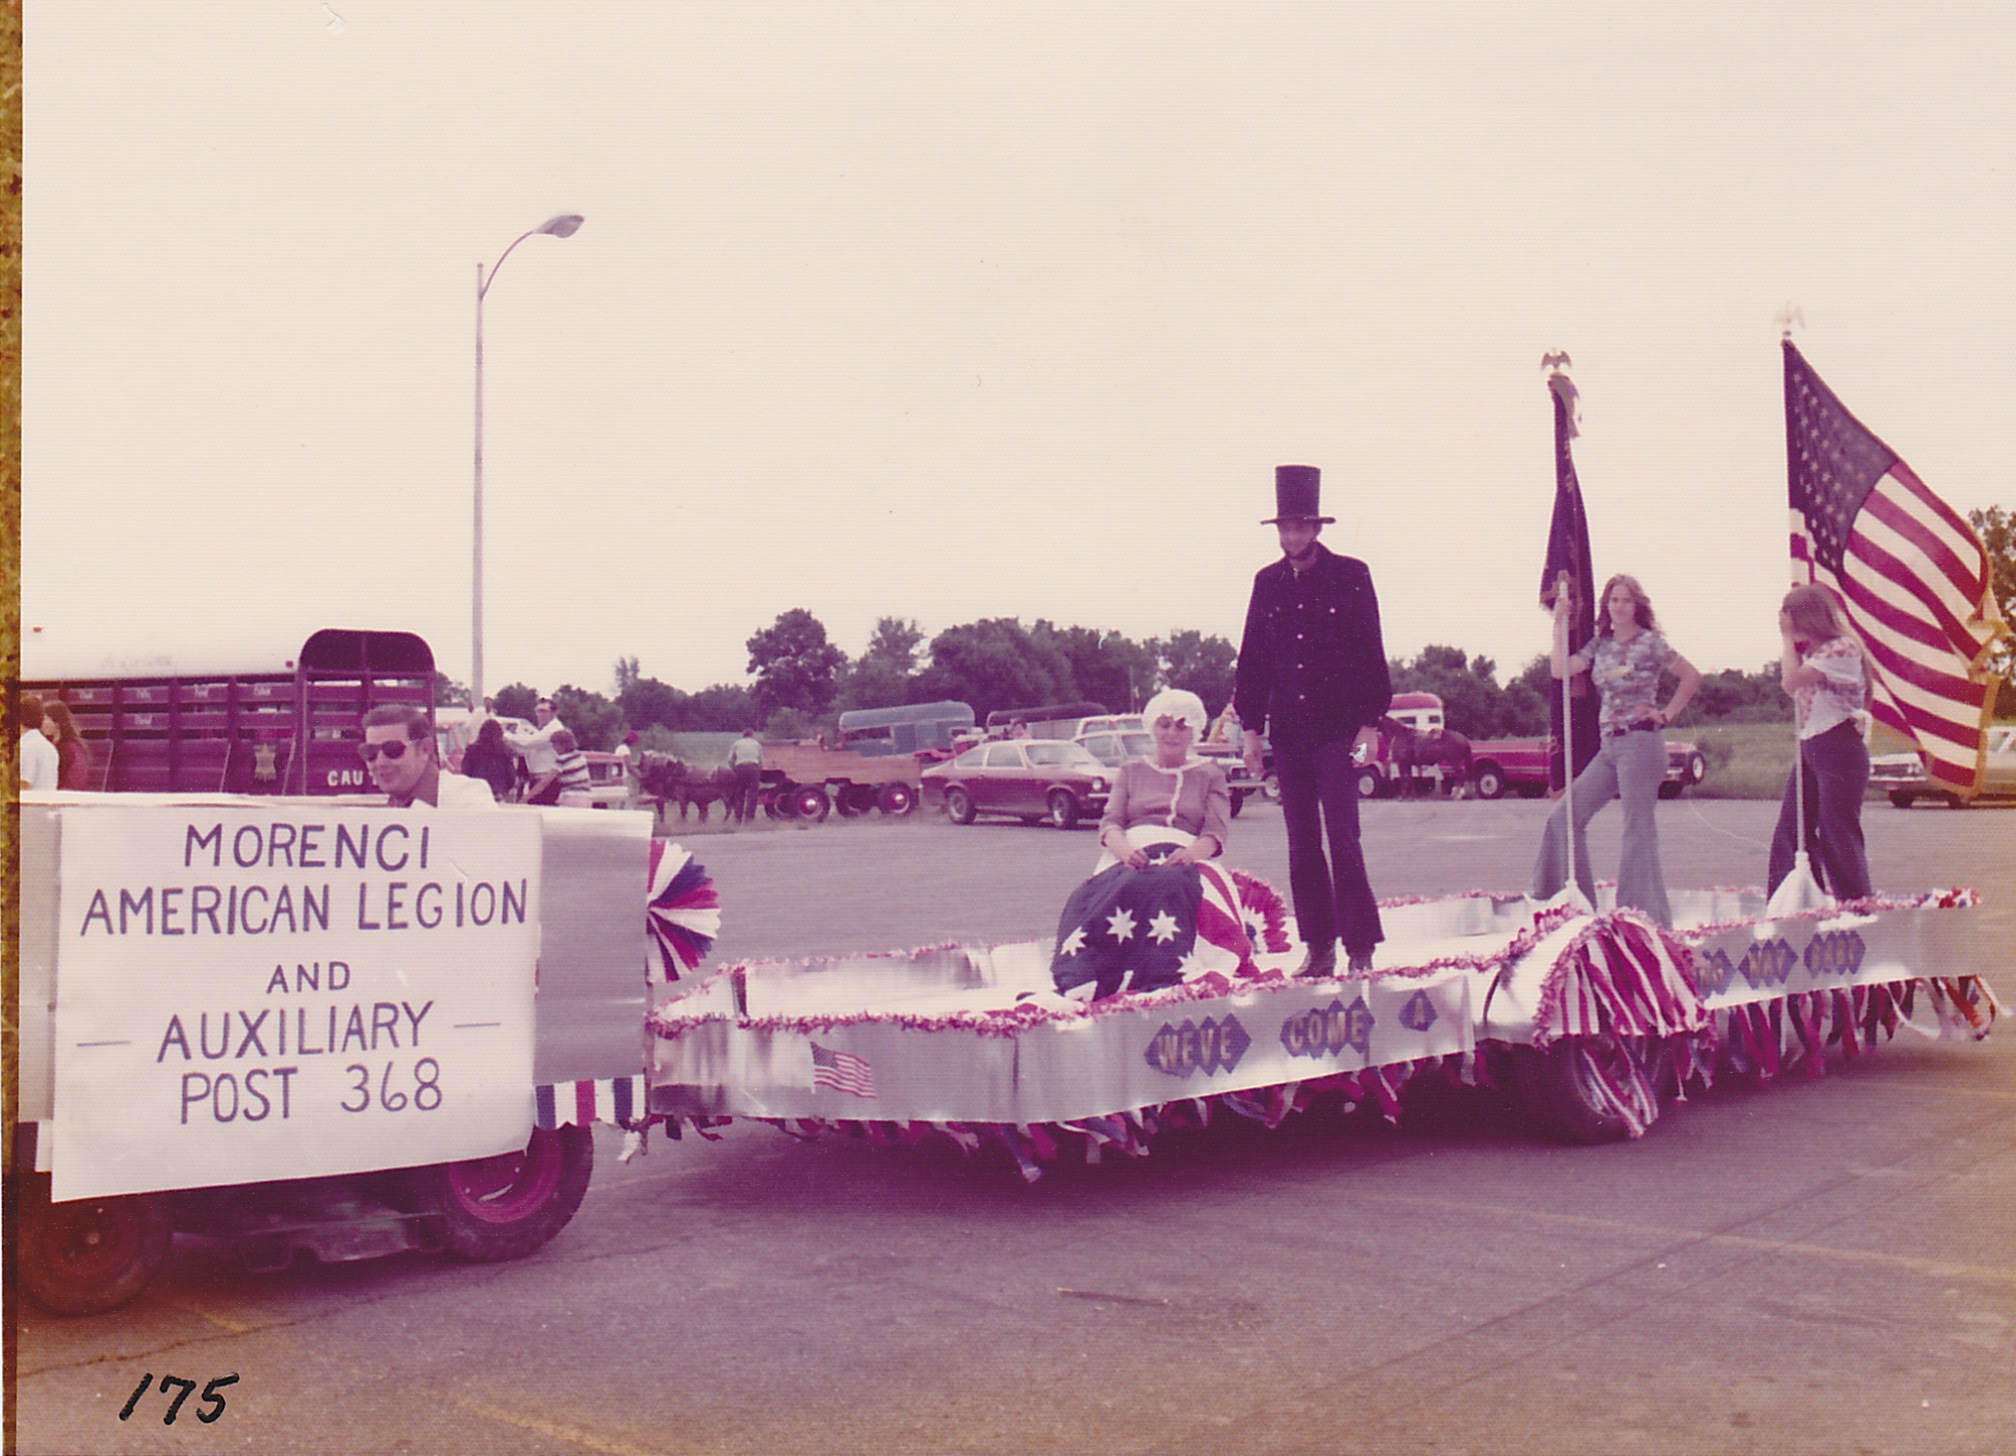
[{"left": 1274, "top": 736, "right": 1382, "bottom": 952}]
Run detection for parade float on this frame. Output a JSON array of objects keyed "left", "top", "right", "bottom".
[{"left": 642, "top": 870, "right": 1997, "bottom": 1179}]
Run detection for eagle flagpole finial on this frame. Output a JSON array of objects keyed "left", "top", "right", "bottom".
[
  {"left": 1541, "top": 349, "right": 1579, "bottom": 437},
  {"left": 1774, "top": 304, "right": 1806, "bottom": 340}
]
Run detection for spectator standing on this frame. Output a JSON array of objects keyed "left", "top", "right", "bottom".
[
  {"left": 18, "top": 693, "right": 60, "bottom": 792},
  {"left": 42, "top": 700, "right": 95, "bottom": 791},
  {"left": 508, "top": 698, "right": 569, "bottom": 806},
  {"left": 727, "top": 728, "right": 764, "bottom": 824},
  {"left": 461, "top": 717, "right": 518, "bottom": 803}
]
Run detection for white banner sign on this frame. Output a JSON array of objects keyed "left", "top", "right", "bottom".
[{"left": 51, "top": 805, "right": 541, "bottom": 1200}]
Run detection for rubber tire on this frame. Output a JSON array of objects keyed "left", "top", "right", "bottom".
[
  {"left": 1657, "top": 781, "right": 1682, "bottom": 800},
  {"left": 833, "top": 784, "right": 862, "bottom": 817},
  {"left": 1515, "top": 1039, "right": 1649, "bottom": 1145},
  {"left": 1943, "top": 793, "right": 1968, "bottom": 809},
  {"left": 1687, "top": 752, "right": 1707, "bottom": 786},
  {"left": 13, "top": 1174, "right": 173, "bottom": 1316},
  {"left": 1262, "top": 773, "right": 1281, "bottom": 803},
  {"left": 1356, "top": 768, "right": 1381, "bottom": 799},
  {"left": 1047, "top": 790, "right": 1080, "bottom": 830},
  {"left": 878, "top": 782, "right": 917, "bottom": 816},
  {"left": 1473, "top": 764, "right": 1507, "bottom": 800},
  {"left": 1228, "top": 789, "right": 1245, "bottom": 818},
  {"left": 791, "top": 785, "right": 830, "bottom": 822},
  {"left": 1889, "top": 791, "right": 1916, "bottom": 809},
  {"left": 944, "top": 786, "right": 976, "bottom": 825},
  {"left": 417, "top": 1124, "right": 593, "bottom": 1262}
]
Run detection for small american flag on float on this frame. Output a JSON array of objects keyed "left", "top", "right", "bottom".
[
  {"left": 1783, "top": 340, "right": 2009, "bottom": 793},
  {"left": 811, "top": 1042, "right": 877, "bottom": 1099}
]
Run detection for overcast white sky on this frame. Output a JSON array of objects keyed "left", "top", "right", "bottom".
[{"left": 22, "top": 3, "right": 2016, "bottom": 706}]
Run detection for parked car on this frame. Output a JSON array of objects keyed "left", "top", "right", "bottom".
[
  {"left": 1871, "top": 723, "right": 2016, "bottom": 807},
  {"left": 1464, "top": 736, "right": 1707, "bottom": 801},
  {"left": 578, "top": 751, "right": 634, "bottom": 809},
  {"left": 1075, "top": 729, "right": 1153, "bottom": 768},
  {"left": 1075, "top": 714, "right": 1145, "bottom": 739},
  {"left": 921, "top": 739, "right": 1112, "bottom": 828}
]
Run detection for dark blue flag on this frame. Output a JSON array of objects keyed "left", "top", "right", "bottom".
[{"left": 1540, "top": 371, "right": 1601, "bottom": 791}]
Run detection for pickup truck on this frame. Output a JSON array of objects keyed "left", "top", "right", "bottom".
[
  {"left": 1465, "top": 736, "right": 1708, "bottom": 801},
  {"left": 1871, "top": 724, "right": 2016, "bottom": 808}
]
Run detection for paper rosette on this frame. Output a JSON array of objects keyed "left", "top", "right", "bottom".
[
  {"left": 1229, "top": 868, "right": 1293, "bottom": 956},
  {"left": 646, "top": 840, "right": 721, "bottom": 982}
]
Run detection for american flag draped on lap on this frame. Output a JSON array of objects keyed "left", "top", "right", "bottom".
[
  {"left": 1050, "top": 847, "right": 1252, "bottom": 1000},
  {"left": 1782, "top": 341, "right": 2009, "bottom": 792}
]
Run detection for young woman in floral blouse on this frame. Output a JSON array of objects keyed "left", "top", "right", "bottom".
[
  {"left": 1766, "top": 583, "right": 1873, "bottom": 900},
  {"left": 1531, "top": 573, "right": 1702, "bottom": 926}
]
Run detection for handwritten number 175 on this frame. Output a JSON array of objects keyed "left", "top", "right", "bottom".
[{"left": 118, "top": 1372, "right": 239, "bottom": 1425}]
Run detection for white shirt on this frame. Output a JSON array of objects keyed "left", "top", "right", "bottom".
[
  {"left": 394, "top": 772, "right": 498, "bottom": 811},
  {"left": 506, "top": 717, "right": 568, "bottom": 775},
  {"left": 19, "top": 728, "right": 59, "bottom": 791}
]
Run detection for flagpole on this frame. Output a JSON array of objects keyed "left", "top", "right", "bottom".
[{"left": 1769, "top": 308, "right": 1828, "bottom": 916}]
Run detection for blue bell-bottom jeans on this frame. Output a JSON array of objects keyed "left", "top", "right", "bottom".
[
  {"left": 1530, "top": 726, "right": 1672, "bottom": 926},
  {"left": 1767, "top": 719, "right": 1872, "bottom": 900}
]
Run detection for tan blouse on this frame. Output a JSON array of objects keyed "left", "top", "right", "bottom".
[{"left": 1100, "top": 756, "right": 1231, "bottom": 854}]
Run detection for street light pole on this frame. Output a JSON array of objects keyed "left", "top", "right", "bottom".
[{"left": 472, "top": 212, "right": 583, "bottom": 711}]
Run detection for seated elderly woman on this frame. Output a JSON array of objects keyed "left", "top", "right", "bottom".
[{"left": 1049, "top": 689, "right": 1251, "bottom": 1000}]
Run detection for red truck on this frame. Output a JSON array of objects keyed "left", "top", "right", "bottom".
[{"left": 1465, "top": 735, "right": 1708, "bottom": 801}]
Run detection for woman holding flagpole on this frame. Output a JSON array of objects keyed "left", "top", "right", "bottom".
[
  {"left": 1766, "top": 584, "right": 1873, "bottom": 901},
  {"left": 1531, "top": 574, "right": 1701, "bottom": 926}
]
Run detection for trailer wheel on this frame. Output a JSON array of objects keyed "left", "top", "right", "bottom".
[
  {"left": 1356, "top": 768, "right": 1381, "bottom": 799},
  {"left": 1515, "top": 1039, "right": 1654, "bottom": 1145},
  {"left": 1472, "top": 764, "right": 1507, "bottom": 800},
  {"left": 1262, "top": 773, "right": 1281, "bottom": 803},
  {"left": 13, "top": 1173, "right": 173, "bottom": 1316},
  {"left": 790, "top": 785, "right": 830, "bottom": 822},
  {"left": 417, "top": 1124, "right": 593, "bottom": 1263},
  {"left": 878, "top": 782, "right": 917, "bottom": 816},
  {"left": 1046, "top": 790, "right": 1080, "bottom": 830},
  {"left": 944, "top": 786, "right": 976, "bottom": 825}
]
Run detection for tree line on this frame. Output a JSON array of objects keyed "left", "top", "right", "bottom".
[{"left": 446, "top": 608, "right": 1803, "bottom": 755}]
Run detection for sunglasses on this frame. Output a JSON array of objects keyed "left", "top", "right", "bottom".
[{"left": 357, "top": 739, "right": 418, "bottom": 763}]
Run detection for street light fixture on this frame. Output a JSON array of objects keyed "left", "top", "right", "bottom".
[{"left": 472, "top": 212, "right": 584, "bottom": 710}]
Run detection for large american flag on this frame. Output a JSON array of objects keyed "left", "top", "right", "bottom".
[{"left": 1783, "top": 341, "right": 2008, "bottom": 792}]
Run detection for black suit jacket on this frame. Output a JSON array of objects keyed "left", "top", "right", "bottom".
[{"left": 1234, "top": 543, "right": 1391, "bottom": 747}]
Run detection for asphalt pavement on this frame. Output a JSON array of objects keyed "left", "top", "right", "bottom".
[{"left": 13, "top": 796, "right": 2015, "bottom": 1456}]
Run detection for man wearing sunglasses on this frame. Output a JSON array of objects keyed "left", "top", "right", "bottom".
[{"left": 360, "top": 704, "right": 498, "bottom": 810}]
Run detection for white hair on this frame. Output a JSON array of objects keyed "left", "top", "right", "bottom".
[{"left": 1143, "top": 688, "right": 1207, "bottom": 735}]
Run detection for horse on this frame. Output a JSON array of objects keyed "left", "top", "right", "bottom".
[
  {"left": 1377, "top": 717, "right": 1473, "bottom": 798},
  {"left": 637, "top": 755, "right": 742, "bottom": 824}
]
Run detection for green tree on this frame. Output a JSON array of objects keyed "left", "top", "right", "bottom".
[
  {"left": 682, "top": 683, "right": 758, "bottom": 733},
  {"left": 913, "top": 617, "right": 1073, "bottom": 720},
  {"left": 432, "top": 670, "right": 471, "bottom": 710},
  {"left": 1041, "top": 622, "right": 1155, "bottom": 713},
  {"left": 1390, "top": 644, "right": 1509, "bottom": 737},
  {"left": 837, "top": 616, "right": 924, "bottom": 712},
  {"left": 551, "top": 685, "right": 625, "bottom": 752},
  {"left": 1969, "top": 506, "right": 2015, "bottom": 704},
  {"left": 746, "top": 608, "right": 846, "bottom": 720},
  {"left": 1150, "top": 629, "right": 1238, "bottom": 716},
  {"left": 491, "top": 683, "right": 539, "bottom": 722}
]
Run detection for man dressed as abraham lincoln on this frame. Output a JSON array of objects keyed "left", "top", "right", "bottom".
[{"left": 1235, "top": 464, "right": 1391, "bottom": 977}]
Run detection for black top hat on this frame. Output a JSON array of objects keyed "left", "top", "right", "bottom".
[{"left": 1261, "top": 464, "right": 1333, "bottom": 525}]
